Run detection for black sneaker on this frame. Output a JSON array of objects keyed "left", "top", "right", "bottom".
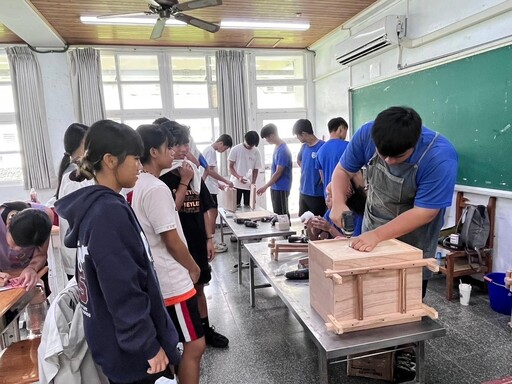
[
  {"left": 204, "top": 326, "right": 229, "bottom": 348},
  {"left": 230, "top": 235, "right": 238, "bottom": 243},
  {"left": 394, "top": 350, "right": 416, "bottom": 383}
]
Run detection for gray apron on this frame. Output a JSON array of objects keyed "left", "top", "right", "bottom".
[{"left": 363, "top": 133, "right": 443, "bottom": 279}]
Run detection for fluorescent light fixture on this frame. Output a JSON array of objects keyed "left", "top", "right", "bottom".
[
  {"left": 220, "top": 20, "right": 310, "bottom": 31},
  {"left": 80, "top": 16, "right": 186, "bottom": 26}
]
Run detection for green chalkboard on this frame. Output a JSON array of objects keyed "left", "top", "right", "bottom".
[{"left": 351, "top": 45, "right": 512, "bottom": 191}]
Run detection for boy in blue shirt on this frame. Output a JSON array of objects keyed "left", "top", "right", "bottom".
[
  {"left": 315, "top": 117, "right": 349, "bottom": 197},
  {"left": 257, "top": 123, "right": 292, "bottom": 217},
  {"left": 330, "top": 106, "right": 458, "bottom": 297},
  {"left": 293, "top": 119, "right": 326, "bottom": 216}
]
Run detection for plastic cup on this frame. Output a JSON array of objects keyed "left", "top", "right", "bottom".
[{"left": 459, "top": 283, "right": 472, "bottom": 306}]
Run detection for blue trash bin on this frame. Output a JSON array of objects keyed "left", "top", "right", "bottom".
[{"left": 484, "top": 272, "right": 512, "bottom": 315}]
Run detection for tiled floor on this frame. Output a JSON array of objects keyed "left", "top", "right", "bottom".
[{"left": 201, "top": 235, "right": 512, "bottom": 384}]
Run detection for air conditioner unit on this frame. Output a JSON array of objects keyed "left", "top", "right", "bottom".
[{"left": 335, "top": 15, "right": 406, "bottom": 65}]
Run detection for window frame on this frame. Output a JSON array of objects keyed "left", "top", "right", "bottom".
[{"left": 0, "top": 51, "right": 23, "bottom": 186}]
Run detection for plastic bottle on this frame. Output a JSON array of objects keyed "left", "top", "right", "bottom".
[
  {"left": 26, "top": 284, "right": 47, "bottom": 337},
  {"left": 435, "top": 251, "right": 442, "bottom": 266},
  {"left": 29, "top": 188, "right": 38, "bottom": 203}
]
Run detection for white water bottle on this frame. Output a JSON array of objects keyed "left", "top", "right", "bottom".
[{"left": 29, "top": 188, "right": 38, "bottom": 203}]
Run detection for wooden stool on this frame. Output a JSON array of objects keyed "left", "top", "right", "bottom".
[{"left": 0, "top": 338, "right": 41, "bottom": 383}]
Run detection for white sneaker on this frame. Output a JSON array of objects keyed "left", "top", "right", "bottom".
[{"left": 214, "top": 243, "right": 228, "bottom": 253}]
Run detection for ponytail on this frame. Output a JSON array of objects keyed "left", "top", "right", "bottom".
[{"left": 55, "top": 123, "right": 89, "bottom": 198}]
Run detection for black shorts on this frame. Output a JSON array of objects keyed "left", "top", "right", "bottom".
[
  {"left": 211, "top": 193, "right": 218, "bottom": 206},
  {"left": 196, "top": 263, "right": 212, "bottom": 285},
  {"left": 299, "top": 193, "right": 326, "bottom": 217},
  {"left": 166, "top": 294, "right": 204, "bottom": 342},
  {"left": 270, "top": 189, "right": 290, "bottom": 216}
]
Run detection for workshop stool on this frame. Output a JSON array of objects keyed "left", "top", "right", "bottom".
[{"left": 0, "top": 337, "right": 41, "bottom": 383}]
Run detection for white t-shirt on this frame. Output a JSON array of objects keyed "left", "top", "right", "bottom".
[
  {"left": 57, "top": 165, "right": 95, "bottom": 275},
  {"left": 132, "top": 173, "right": 194, "bottom": 300},
  {"left": 227, "top": 144, "right": 262, "bottom": 190},
  {"left": 202, "top": 145, "right": 219, "bottom": 194}
]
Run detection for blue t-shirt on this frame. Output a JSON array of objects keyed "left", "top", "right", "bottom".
[
  {"left": 271, "top": 143, "right": 292, "bottom": 192},
  {"left": 298, "top": 140, "right": 325, "bottom": 197},
  {"left": 315, "top": 139, "right": 349, "bottom": 196},
  {"left": 339, "top": 121, "right": 458, "bottom": 210}
]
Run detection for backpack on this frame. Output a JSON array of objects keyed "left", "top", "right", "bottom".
[{"left": 442, "top": 204, "right": 490, "bottom": 271}]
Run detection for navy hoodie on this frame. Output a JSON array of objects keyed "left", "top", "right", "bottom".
[{"left": 55, "top": 185, "right": 180, "bottom": 383}]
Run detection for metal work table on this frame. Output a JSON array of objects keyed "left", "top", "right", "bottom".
[
  {"left": 245, "top": 242, "right": 446, "bottom": 384},
  {"left": 218, "top": 208, "right": 296, "bottom": 284}
]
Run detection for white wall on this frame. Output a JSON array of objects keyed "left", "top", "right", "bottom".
[{"left": 312, "top": 0, "right": 512, "bottom": 272}]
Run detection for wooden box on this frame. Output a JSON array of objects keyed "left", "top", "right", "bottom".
[
  {"left": 309, "top": 238, "right": 438, "bottom": 334},
  {"left": 347, "top": 348, "right": 395, "bottom": 382}
]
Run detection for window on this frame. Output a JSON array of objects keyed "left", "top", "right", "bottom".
[
  {"left": 254, "top": 55, "right": 306, "bottom": 110},
  {"left": 100, "top": 51, "right": 218, "bottom": 139},
  {"left": 170, "top": 56, "right": 217, "bottom": 109},
  {"left": 251, "top": 53, "right": 311, "bottom": 216},
  {"left": 101, "top": 53, "right": 162, "bottom": 122},
  {"left": 0, "top": 53, "right": 22, "bottom": 184},
  {"left": 259, "top": 118, "right": 306, "bottom": 216}
]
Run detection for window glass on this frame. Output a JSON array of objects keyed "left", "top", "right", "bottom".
[
  {"left": 173, "top": 83, "right": 209, "bottom": 109},
  {"left": 0, "top": 124, "right": 22, "bottom": 183},
  {"left": 103, "top": 84, "right": 121, "bottom": 111},
  {"left": 261, "top": 118, "right": 301, "bottom": 140},
  {"left": 210, "top": 84, "right": 218, "bottom": 109},
  {"left": 121, "top": 84, "right": 162, "bottom": 109},
  {"left": 171, "top": 57, "right": 207, "bottom": 82},
  {"left": 118, "top": 55, "right": 159, "bottom": 81},
  {"left": 0, "top": 84, "right": 14, "bottom": 113},
  {"left": 257, "top": 85, "right": 305, "bottom": 109},
  {"left": 176, "top": 118, "right": 214, "bottom": 144},
  {"left": 124, "top": 119, "right": 155, "bottom": 129},
  {"left": 210, "top": 56, "right": 216, "bottom": 82},
  {"left": 0, "top": 56, "right": 10, "bottom": 82},
  {"left": 255, "top": 56, "right": 304, "bottom": 80},
  {"left": 100, "top": 54, "right": 117, "bottom": 82}
]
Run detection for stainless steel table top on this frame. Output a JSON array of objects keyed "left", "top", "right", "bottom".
[
  {"left": 219, "top": 208, "right": 296, "bottom": 240},
  {"left": 244, "top": 241, "right": 446, "bottom": 360}
]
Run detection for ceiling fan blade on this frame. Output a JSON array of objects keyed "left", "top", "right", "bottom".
[
  {"left": 150, "top": 17, "right": 167, "bottom": 39},
  {"left": 97, "top": 12, "right": 148, "bottom": 19},
  {"left": 174, "top": 0, "right": 222, "bottom": 12},
  {"left": 173, "top": 13, "right": 220, "bottom": 33}
]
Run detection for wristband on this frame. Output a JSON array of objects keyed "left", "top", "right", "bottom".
[
  {"left": 207, "top": 236, "right": 214, "bottom": 239},
  {"left": 180, "top": 182, "right": 188, "bottom": 187}
]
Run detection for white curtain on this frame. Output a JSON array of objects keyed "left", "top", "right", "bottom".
[
  {"left": 69, "top": 48, "right": 106, "bottom": 126},
  {"left": 216, "top": 50, "right": 249, "bottom": 175},
  {"left": 6, "top": 47, "right": 55, "bottom": 190}
]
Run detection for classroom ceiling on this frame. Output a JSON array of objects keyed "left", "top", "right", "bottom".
[{"left": 0, "top": 0, "right": 378, "bottom": 49}]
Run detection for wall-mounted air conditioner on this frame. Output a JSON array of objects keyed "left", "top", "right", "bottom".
[{"left": 335, "top": 15, "right": 406, "bottom": 65}]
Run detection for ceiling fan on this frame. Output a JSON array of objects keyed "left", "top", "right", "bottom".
[{"left": 99, "top": 0, "right": 223, "bottom": 40}]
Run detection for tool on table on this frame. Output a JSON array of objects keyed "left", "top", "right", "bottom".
[
  {"left": 244, "top": 220, "right": 258, "bottom": 228},
  {"left": 285, "top": 268, "right": 309, "bottom": 280},
  {"left": 288, "top": 235, "right": 308, "bottom": 243},
  {"left": 342, "top": 211, "right": 355, "bottom": 246}
]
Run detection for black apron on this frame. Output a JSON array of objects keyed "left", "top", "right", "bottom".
[{"left": 363, "top": 133, "right": 443, "bottom": 279}]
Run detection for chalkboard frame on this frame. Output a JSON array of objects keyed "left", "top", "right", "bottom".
[{"left": 350, "top": 44, "right": 512, "bottom": 191}]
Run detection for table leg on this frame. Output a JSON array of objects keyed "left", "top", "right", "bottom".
[
  {"left": 237, "top": 240, "right": 243, "bottom": 285},
  {"left": 318, "top": 350, "right": 329, "bottom": 384},
  {"left": 219, "top": 215, "right": 225, "bottom": 244},
  {"left": 416, "top": 341, "right": 425, "bottom": 383},
  {"left": 250, "top": 256, "right": 255, "bottom": 307}
]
